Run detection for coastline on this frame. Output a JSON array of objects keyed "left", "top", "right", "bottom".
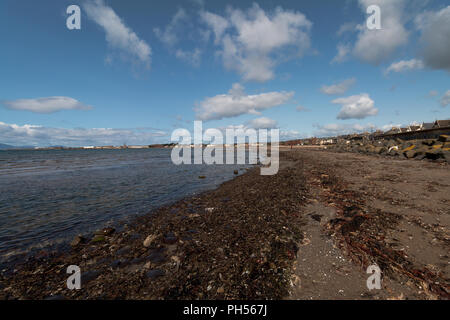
[{"left": 1, "top": 149, "right": 449, "bottom": 300}]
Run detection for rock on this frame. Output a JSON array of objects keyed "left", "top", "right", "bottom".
[
  {"left": 81, "top": 270, "right": 100, "bottom": 284},
  {"left": 44, "top": 295, "right": 66, "bottom": 300},
  {"left": 438, "top": 135, "right": 449, "bottom": 143},
  {"left": 91, "top": 235, "right": 106, "bottom": 243},
  {"left": 70, "top": 235, "right": 86, "bottom": 247},
  {"left": 233, "top": 170, "right": 239, "bottom": 175},
  {"left": 163, "top": 232, "right": 177, "bottom": 244},
  {"left": 101, "top": 227, "right": 115, "bottom": 236},
  {"left": 402, "top": 144, "right": 416, "bottom": 153},
  {"left": 198, "top": 176, "right": 206, "bottom": 179},
  {"left": 425, "top": 150, "right": 444, "bottom": 160},
  {"left": 422, "top": 139, "right": 436, "bottom": 146},
  {"left": 147, "top": 248, "right": 167, "bottom": 264},
  {"left": 143, "top": 234, "right": 157, "bottom": 248},
  {"left": 146, "top": 269, "right": 165, "bottom": 280}
]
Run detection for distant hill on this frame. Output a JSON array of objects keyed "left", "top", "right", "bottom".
[
  {"left": 0, "top": 143, "right": 34, "bottom": 150},
  {"left": 0, "top": 143, "right": 14, "bottom": 150}
]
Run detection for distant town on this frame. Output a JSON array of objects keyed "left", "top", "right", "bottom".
[{"left": 1, "top": 119, "right": 449, "bottom": 151}]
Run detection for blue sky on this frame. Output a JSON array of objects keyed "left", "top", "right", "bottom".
[{"left": 0, "top": 0, "right": 449, "bottom": 147}]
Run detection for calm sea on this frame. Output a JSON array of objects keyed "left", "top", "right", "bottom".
[{"left": 0, "top": 148, "right": 250, "bottom": 265}]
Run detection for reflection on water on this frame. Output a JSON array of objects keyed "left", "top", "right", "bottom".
[{"left": 0, "top": 148, "right": 251, "bottom": 264}]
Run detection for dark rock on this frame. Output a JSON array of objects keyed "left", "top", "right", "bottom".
[
  {"left": 233, "top": 170, "right": 239, "bottom": 175},
  {"left": 425, "top": 150, "right": 444, "bottom": 160},
  {"left": 110, "top": 259, "right": 124, "bottom": 269},
  {"left": 70, "top": 235, "right": 87, "bottom": 247},
  {"left": 438, "top": 135, "right": 449, "bottom": 143},
  {"left": 198, "top": 176, "right": 206, "bottom": 179},
  {"left": 115, "top": 246, "right": 131, "bottom": 256},
  {"left": 81, "top": 270, "right": 100, "bottom": 284},
  {"left": 44, "top": 295, "right": 66, "bottom": 300},
  {"left": 147, "top": 248, "right": 167, "bottom": 264},
  {"left": 163, "top": 233, "right": 178, "bottom": 244},
  {"left": 146, "top": 269, "right": 165, "bottom": 280},
  {"left": 91, "top": 235, "right": 106, "bottom": 243}
]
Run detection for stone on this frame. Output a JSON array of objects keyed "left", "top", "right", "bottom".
[
  {"left": 143, "top": 234, "right": 157, "bottom": 248},
  {"left": 147, "top": 248, "right": 167, "bottom": 264},
  {"left": 91, "top": 235, "right": 105, "bottom": 243},
  {"left": 44, "top": 295, "right": 66, "bottom": 300},
  {"left": 70, "top": 235, "right": 86, "bottom": 247},
  {"left": 438, "top": 135, "right": 449, "bottom": 143},
  {"left": 233, "top": 170, "right": 239, "bottom": 175},
  {"left": 163, "top": 232, "right": 177, "bottom": 244},
  {"left": 81, "top": 270, "right": 100, "bottom": 284},
  {"left": 146, "top": 269, "right": 165, "bottom": 280}
]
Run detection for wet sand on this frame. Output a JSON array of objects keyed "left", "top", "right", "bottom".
[{"left": 0, "top": 149, "right": 449, "bottom": 300}]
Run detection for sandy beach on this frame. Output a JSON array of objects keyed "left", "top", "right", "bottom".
[{"left": 1, "top": 149, "right": 449, "bottom": 300}]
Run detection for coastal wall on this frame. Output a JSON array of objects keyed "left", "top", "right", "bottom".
[{"left": 375, "top": 126, "right": 450, "bottom": 141}]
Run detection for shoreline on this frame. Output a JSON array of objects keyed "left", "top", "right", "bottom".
[{"left": 1, "top": 149, "right": 449, "bottom": 300}]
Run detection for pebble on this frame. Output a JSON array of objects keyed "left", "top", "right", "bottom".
[{"left": 146, "top": 269, "right": 165, "bottom": 280}]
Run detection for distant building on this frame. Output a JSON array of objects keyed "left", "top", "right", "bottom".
[{"left": 433, "top": 120, "right": 450, "bottom": 128}]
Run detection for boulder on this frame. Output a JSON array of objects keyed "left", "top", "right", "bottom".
[
  {"left": 71, "top": 235, "right": 86, "bottom": 247},
  {"left": 143, "top": 234, "right": 157, "bottom": 248},
  {"left": 425, "top": 149, "right": 444, "bottom": 160},
  {"left": 438, "top": 135, "right": 449, "bottom": 143}
]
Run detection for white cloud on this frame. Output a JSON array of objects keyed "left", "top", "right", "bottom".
[
  {"left": 415, "top": 6, "right": 450, "bottom": 71},
  {"left": 153, "top": 8, "right": 188, "bottom": 47},
  {"left": 314, "top": 123, "right": 377, "bottom": 137},
  {"left": 385, "top": 58, "right": 424, "bottom": 74},
  {"left": 352, "top": 0, "right": 409, "bottom": 65},
  {"left": 332, "top": 93, "right": 378, "bottom": 120},
  {"left": 195, "top": 83, "right": 294, "bottom": 121},
  {"left": 84, "top": 0, "right": 151, "bottom": 68},
  {"left": 296, "top": 105, "right": 310, "bottom": 112},
  {"left": 320, "top": 78, "right": 356, "bottom": 95},
  {"left": 337, "top": 22, "right": 357, "bottom": 36},
  {"left": 2, "top": 97, "right": 92, "bottom": 114},
  {"left": 175, "top": 48, "right": 202, "bottom": 67},
  {"left": 331, "top": 43, "right": 351, "bottom": 64},
  {"left": 245, "top": 117, "right": 278, "bottom": 129},
  {"left": 201, "top": 4, "right": 312, "bottom": 82},
  {"left": 200, "top": 11, "right": 230, "bottom": 44},
  {"left": 429, "top": 90, "right": 438, "bottom": 97},
  {"left": 0, "top": 121, "right": 167, "bottom": 147},
  {"left": 441, "top": 90, "right": 450, "bottom": 107}
]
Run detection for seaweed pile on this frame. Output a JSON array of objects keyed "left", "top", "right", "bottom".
[
  {"left": 302, "top": 154, "right": 450, "bottom": 299},
  {"left": 0, "top": 153, "right": 309, "bottom": 300}
]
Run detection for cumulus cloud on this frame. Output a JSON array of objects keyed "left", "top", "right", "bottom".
[
  {"left": 441, "top": 90, "right": 450, "bottom": 107},
  {"left": 331, "top": 43, "right": 351, "bottom": 64},
  {"left": 352, "top": 0, "right": 409, "bottom": 65},
  {"left": 154, "top": 8, "right": 203, "bottom": 66},
  {"left": 200, "top": 4, "right": 312, "bottom": 82},
  {"left": 296, "top": 105, "right": 310, "bottom": 112},
  {"left": 175, "top": 48, "right": 202, "bottom": 67},
  {"left": 314, "top": 123, "right": 377, "bottom": 137},
  {"left": 385, "top": 58, "right": 424, "bottom": 74},
  {"left": 0, "top": 121, "right": 167, "bottom": 147},
  {"left": 332, "top": 93, "right": 378, "bottom": 120},
  {"left": 154, "top": 8, "right": 188, "bottom": 47},
  {"left": 2, "top": 97, "right": 92, "bottom": 114},
  {"left": 245, "top": 117, "right": 278, "bottom": 129},
  {"left": 320, "top": 78, "right": 356, "bottom": 95},
  {"left": 195, "top": 83, "right": 294, "bottom": 121},
  {"left": 84, "top": 0, "right": 151, "bottom": 68},
  {"left": 415, "top": 6, "right": 450, "bottom": 71}
]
